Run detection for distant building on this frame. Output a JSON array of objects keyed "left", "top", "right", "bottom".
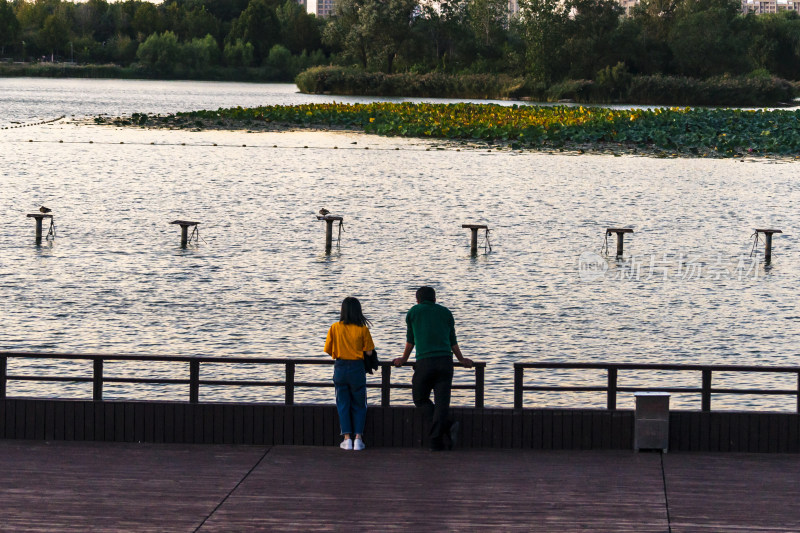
[
  {"left": 608, "top": 0, "right": 800, "bottom": 15},
  {"left": 742, "top": 0, "right": 800, "bottom": 12},
  {"left": 307, "top": 0, "right": 336, "bottom": 17},
  {"left": 617, "top": 0, "right": 638, "bottom": 15}
]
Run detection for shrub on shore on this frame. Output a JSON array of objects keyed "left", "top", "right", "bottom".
[
  {"left": 296, "top": 66, "right": 798, "bottom": 107},
  {"left": 626, "top": 75, "right": 797, "bottom": 106},
  {"left": 295, "top": 66, "right": 521, "bottom": 99},
  {"left": 0, "top": 61, "right": 316, "bottom": 82}
]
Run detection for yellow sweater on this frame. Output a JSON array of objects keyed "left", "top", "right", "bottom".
[{"left": 324, "top": 322, "right": 375, "bottom": 360}]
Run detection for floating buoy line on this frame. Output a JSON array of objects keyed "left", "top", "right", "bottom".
[
  {"left": 4, "top": 117, "right": 793, "bottom": 159},
  {"left": 2, "top": 137, "right": 504, "bottom": 153},
  {"left": 1, "top": 116, "right": 65, "bottom": 129}
]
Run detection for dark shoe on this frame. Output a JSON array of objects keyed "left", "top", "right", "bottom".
[{"left": 448, "top": 421, "right": 460, "bottom": 450}]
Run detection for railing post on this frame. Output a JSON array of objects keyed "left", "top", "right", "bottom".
[
  {"left": 607, "top": 367, "right": 618, "bottom": 410},
  {"left": 513, "top": 365, "right": 523, "bottom": 409},
  {"left": 285, "top": 362, "right": 295, "bottom": 405},
  {"left": 93, "top": 358, "right": 103, "bottom": 401},
  {"left": 701, "top": 369, "right": 712, "bottom": 411},
  {"left": 797, "top": 372, "right": 800, "bottom": 414},
  {"left": 475, "top": 365, "right": 485, "bottom": 408},
  {"left": 0, "top": 355, "right": 6, "bottom": 399},
  {"left": 189, "top": 360, "right": 200, "bottom": 403},
  {"left": 381, "top": 364, "right": 391, "bottom": 407}
]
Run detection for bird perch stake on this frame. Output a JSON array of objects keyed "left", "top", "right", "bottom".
[
  {"left": 170, "top": 220, "right": 200, "bottom": 248},
  {"left": 317, "top": 209, "right": 343, "bottom": 254},
  {"left": 462, "top": 224, "right": 489, "bottom": 256},
  {"left": 28, "top": 209, "right": 54, "bottom": 244}
]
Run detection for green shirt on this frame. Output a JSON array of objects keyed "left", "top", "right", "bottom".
[{"left": 405, "top": 300, "right": 458, "bottom": 360}]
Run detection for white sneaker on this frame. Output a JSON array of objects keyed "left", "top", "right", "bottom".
[
  {"left": 340, "top": 438, "right": 353, "bottom": 450},
  {"left": 354, "top": 437, "right": 365, "bottom": 451}
]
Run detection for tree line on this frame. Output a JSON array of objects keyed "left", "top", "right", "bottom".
[
  {"left": 0, "top": 0, "right": 326, "bottom": 79},
  {"left": 326, "top": 0, "right": 800, "bottom": 81},
  {"left": 0, "top": 0, "right": 799, "bottom": 84}
]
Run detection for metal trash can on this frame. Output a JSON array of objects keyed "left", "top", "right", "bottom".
[{"left": 634, "top": 392, "right": 670, "bottom": 452}]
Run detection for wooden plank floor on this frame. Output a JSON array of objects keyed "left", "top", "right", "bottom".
[
  {"left": 1, "top": 441, "right": 799, "bottom": 532},
  {"left": 664, "top": 453, "right": 800, "bottom": 532},
  {"left": 0, "top": 441, "right": 267, "bottom": 533},
  {"left": 200, "top": 448, "right": 667, "bottom": 532}
]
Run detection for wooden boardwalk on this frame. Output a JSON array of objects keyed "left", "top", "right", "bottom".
[{"left": 1, "top": 441, "right": 799, "bottom": 532}]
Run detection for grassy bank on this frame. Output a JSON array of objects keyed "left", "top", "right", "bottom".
[
  {"left": 0, "top": 63, "right": 295, "bottom": 82},
  {"left": 100, "top": 102, "right": 800, "bottom": 158},
  {"left": 296, "top": 67, "right": 799, "bottom": 107}
]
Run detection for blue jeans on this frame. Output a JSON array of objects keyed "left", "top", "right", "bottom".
[{"left": 333, "top": 359, "right": 367, "bottom": 436}]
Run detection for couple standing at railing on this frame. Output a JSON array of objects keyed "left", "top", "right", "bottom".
[{"left": 324, "top": 286, "right": 474, "bottom": 452}]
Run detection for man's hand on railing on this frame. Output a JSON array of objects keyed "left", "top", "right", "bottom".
[{"left": 453, "top": 344, "right": 473, "bottom": 368}]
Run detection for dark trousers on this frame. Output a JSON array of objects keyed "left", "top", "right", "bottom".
[{"left": 412, "top": 356, "right": 454, "bottom": 446}]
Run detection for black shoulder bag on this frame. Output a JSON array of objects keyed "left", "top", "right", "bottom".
[{"left": 363, "top": 348, "right": 379, "bottom": 374}]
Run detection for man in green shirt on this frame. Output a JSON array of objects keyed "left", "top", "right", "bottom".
[{"left": 393, "top": 286, "right": 473, "bottom": 451}]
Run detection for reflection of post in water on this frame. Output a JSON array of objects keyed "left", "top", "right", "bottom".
[
  {"left": 317, "top": 212, "right": 343, "bottom": 255},
  {"left": 170, "top": 220, "right": 200, "bottom": 248},
  {"left": 752, "top": 228, "right": 782, "bottom": 264},
  {"left": 462, "top": 224, "right": 490, "bottom": 256},
  {"left": 604, "top": 228, "right": 634, "bottom": 257},
  {"left": 27, "top": 213, "right": 55, "bottom": 244}
]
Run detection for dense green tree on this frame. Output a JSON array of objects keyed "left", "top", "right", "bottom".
[
  {"left": 73, "top": 0, "right": 114, "bottom": 41},
  {"left": 110, "top": 0, "right": 142, "bottom": 39},
  {"left": 323, "top": 0, "right": 369, "bottom": 68},
  {"left": 627, "top": 0, "right": 678, "bottom": 74},
  {"left": 467, "top": 0, "right": 507, "bottom": 48},
  {"left": 324, "top": 0, "right": 417, "bottom": 72},
  {"left": 518, "top": 0, "right": 568, "bottom": 81},
  {"left": 0, "top": 0, "right": 20, "bottom": 56},
  {"left": 226, "top": 0, "right": 280, "bottom": 63},
  {"left": 39, "top": 12, "right": 70, "bottom": 59},
  {"left": 162, "top": 0, "right": 250, "bottom": 22},
  {"left": 223, "top": 37, "right": 254, "bottom": 66},
  {"left": 132, "top": 2, "right": 161, "bottom": 38},
  {"left": 561, "top": 0, "right": 624, "bottom": 79},
  {"left": 667, "top": 5, "right": 751, "bottom": 76},
  {"left": 275, "top": 0, "right": 321, "bottom": 55},
  {"left": 175, "top": 7, "right": 222, "bottom": 41},
  {"left": 410, "top": 0, "right": 475, "bottom": 71},
  {"left": 748, "top": 12, "right": 800, "bottom": 80},
  {"left": 183, "top": 33, "right": 220, "bottom": 68},
  {"left": 136, "top": 30, "right": 180, "bottom": 73}
]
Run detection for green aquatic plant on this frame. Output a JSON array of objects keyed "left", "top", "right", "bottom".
[{"left": 165, "top": 102, "right": 800, "bottom": 157}]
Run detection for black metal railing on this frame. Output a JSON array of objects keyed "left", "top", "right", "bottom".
[
  {"left": 513, "top": 362, "right": 800, "bottom": 412},
  {"left": 0, "top": 352, "right": 485, "bottom": 408}
]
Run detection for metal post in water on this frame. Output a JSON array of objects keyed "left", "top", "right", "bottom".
[
  {"left": 606, "top": 228, "right": 634, "bottom": 257},
  {"left": 755, "top": 229, "right": 782, "bottom": 263},
  {"left": 325, "top": 219, "right": 334, "bottom": 253},
  {"left": 170, "top": 220, "right": 200, "bottom": 248},
  {"left": 462, "top": 224, "right": 489, "bottom": 256},
  {"left": 317, "top": 214, "right": 343, "bottom": 254},
  {"left": 27, "top": 213, "right": 53, "bottom": 243}
]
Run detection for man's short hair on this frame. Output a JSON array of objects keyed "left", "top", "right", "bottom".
[{"left": 416, "top": 286, "right": 436, "bottom": 303}]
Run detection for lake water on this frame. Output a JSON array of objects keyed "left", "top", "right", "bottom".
[{"left": 1, "top": 78, "right": 799, "bottom": 410}]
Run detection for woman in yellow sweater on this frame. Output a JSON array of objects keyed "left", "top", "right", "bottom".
[{"left": 324, "top": 297, "right": 375, "bottom": 451}]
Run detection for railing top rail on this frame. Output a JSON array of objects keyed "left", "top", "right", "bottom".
[
  {"left": 514, "top": 362, "right": 800, "bottom": 373},
  {"left": 0, "top": 351, "right": 484, "bottom": 367}
]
